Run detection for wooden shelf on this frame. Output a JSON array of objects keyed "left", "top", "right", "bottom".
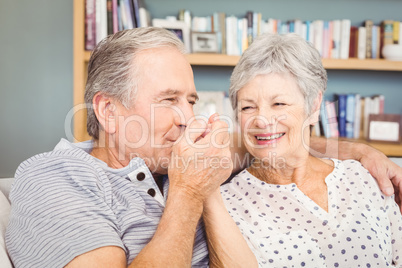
[
  {"left": 84, "top": 51, "right": 402, "bottom": 71},
  {"left": 337, "top": 138, "right": 402, "bottom": 157}
]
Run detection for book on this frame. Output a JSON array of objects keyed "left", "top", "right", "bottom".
[
  {"left": 112, "top": 0, "right": 118, "bottom": 33},
  {"left": 364, "top": 20, "right": 374, "bottom": 59},
  {"left": 381, "top": 20, "right": 394, "bottom": 49},
  {"left": 320, "top": 100, "right": 330, "bottom": 138},
  {"left": 226, "top": 16, "right": 239, "bottom": 56},
  {"left": 353, "top": 94, "right": 362, "bottom": 139},
  {"left": 357, "top": 27, "right": 366, "bottom": 59},
  {"left": 96, "top": 0, "right": 108, "bottom": 44},
  {"left": 336, "top": 94, "right": 347, "bottom": 137},
  {"left": 131, "top": 0, "right": 141, "bottom": 27},
  {"left": 218, "top": 12, "right": 227, "bottom": 54},
  {"left": 331, "top": 20, "right": 341, "bottom": 59},
  {"left": 325, "top": 101, "right": 339, "bottom": 138},
  {"left": 345, "top": 94, "right": 356, "bottom": 138},
  {"left": 371, "top": 25, "right": 379, "bottom": 59},
  {"left": 246, "top": 11, "right": 253, "bottom": 46},
  {"left": 106, "top": 0, "right": 113, "bottom": 34},
  {"left": 85, "top": 0, "right": 96, "bottom": 50},
  {"left": 340, "top": 19, "right": 351, "bottom": 59},
  {"left": 349, "top": 26, "right": 358, "bottom": 58},
  {"left": 393, "top": 21, "right": 400, "bottom": 44},
  {"left": 313, "top": 20, "right": 324, "bottom": 57}
]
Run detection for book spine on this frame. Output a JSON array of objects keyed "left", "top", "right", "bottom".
[
  {"left": 85, "top": 0, "right": 96, "bottom": 50},
  {"left": 106, "top": 0, "right": 113, "bottom": 34},
  {"left": 112, "top": 0, "right": 118, "bottom": 33},
  {"left": 357, "top": 27, "right": 366, "bottom": 59},
  {"left": 246, "top": 11, "right": 253, "bottom": 46},
  {"left": 353, "top": 94, "right": 361, "bottom": 139},
  {"left": 345, "top": 94, "right": 355, "bottom": 138},
  {"left": 331, "top": 20, "right": 341, "bottom": 59},
  {"left": 132, "top": 0, "right": 141, "bottom": 28},
  {"left": 325, "top": 101, "right": 339, "bottom": 138},
  {"left": 320, "top": 100, "right": 330, "bottom": 138},
  {"left": 340, "top": 19, "right": 351, "bottom": 59},
  {"left": 337, "top": 94, "right": 347, "bottom": 137},
  {"left": 371, "top": 25, "right": 378, "bottom": 59},
  {"left": 349, "top": 26, "right": 358, "bottom": 58},
  {"left": 314, "top": 20, "right": 324, "bottom": 57},
  {"left": 393, "top": 21, "right": 400, "bottom": 44},
  {"left": 382, "top": 20, "right": 394, "bottom": 49},
  {"left": 365, "top": 20, "right": 373, "bottom": 59}
]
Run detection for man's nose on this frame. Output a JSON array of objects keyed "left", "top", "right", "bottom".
[{"left": 175, "top": 102, "right": 195, "bottom": 128}]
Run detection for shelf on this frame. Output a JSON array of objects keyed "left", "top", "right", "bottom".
[
  {"left": 337, "top": 138, "right": 402, "bottom": 157},
  {"left": 84, "top": 51, "right": 402, "bottom": 71}
]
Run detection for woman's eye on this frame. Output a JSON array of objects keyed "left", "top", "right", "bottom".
[
  {"left": 241, "top": 106, "right": 254, "bottom": 111},
  {"left": 164, "top": 98, "right": 176, "bottom": 102},
  {"left": 274, "top": 103, "right": 286, "bottom": 106}
]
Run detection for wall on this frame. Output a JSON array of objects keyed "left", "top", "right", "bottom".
[{"left": 0, "top": 0, "right": 73, "bottom": 177}]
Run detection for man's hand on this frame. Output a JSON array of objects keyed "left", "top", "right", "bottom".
[
  {"left": 357, "top": 144, "right": 402, "bottom": 212},
  {"left": 310, "top": 136, "right": 402, "bottom": 212},
  {"left": 168, "top": 114, "right": 233, "bottom": 203}
]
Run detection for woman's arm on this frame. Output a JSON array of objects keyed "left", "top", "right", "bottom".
[{"left": 203, "top": 190, "right": 258, "bottom": 268}]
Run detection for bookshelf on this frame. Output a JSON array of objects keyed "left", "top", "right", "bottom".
[{"left": 73, "top": 0, "right": 402, "bottom": 156}]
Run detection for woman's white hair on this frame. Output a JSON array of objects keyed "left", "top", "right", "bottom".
[
  {"left": 229, "top": 33, "right": 327, "bottom": 120},
  {"left": 84, "top": 27, "right": 186, "bottom": 139}
]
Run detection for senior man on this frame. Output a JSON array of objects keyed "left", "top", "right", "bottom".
[{"left": 6, "top": 27, "right": 402, "bottom": 267}]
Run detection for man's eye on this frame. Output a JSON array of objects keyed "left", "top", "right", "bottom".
[
  {"left": 189, "top": 100, "right": 196, "bottom": 105},
  {"left": 274, "top": 103, "right": 286, "bottom": 106},
  {"left": 164, "top": 98, "right": 176, "bottom": 102}
]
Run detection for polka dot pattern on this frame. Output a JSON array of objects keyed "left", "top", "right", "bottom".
[{"left": 221, "top": 159, "right": 402, "bottom": 267}]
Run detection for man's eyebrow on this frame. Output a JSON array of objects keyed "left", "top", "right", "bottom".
[
  {"left": 190, "top": 92, "right": 199, "bottom": 101},
  {"left": 157, "top": 89, "right": 199, "bottom": 101}
]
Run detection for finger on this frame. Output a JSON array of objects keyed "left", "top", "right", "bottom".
[
  {"left": 198, "top": 119, "right": 230, "bottom": 146},
  {"left": 208, "top": 113, "right": 219, "bottom": 124},
  {"left": 184, "top": 118, "right": 208, "bottom": 144},
  {"left": 374, "top": 166, "right": 395, "bottom": 196}
]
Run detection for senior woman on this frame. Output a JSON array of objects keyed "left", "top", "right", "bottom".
[{"left": 221, "top": 33, "right": 402, "bottom": 267}]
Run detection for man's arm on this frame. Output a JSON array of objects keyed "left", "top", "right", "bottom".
[
  {"left": 310, "top": 136, "right": 402, "bottom": 210},
  {"left": 66, "top": 191, "right": 204, "bottom": 268}
]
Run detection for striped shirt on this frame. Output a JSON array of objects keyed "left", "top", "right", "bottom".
[{"left": 5, "top": 139, "right": 209, "bottom": 267}]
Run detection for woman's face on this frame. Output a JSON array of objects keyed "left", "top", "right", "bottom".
[{"left": 237, "top": 73, "right": 316, "bottom": 165}]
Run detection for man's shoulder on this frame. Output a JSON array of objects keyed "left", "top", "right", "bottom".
[{"left": 16, "top": 146, "right": 96, "bottom": 178}]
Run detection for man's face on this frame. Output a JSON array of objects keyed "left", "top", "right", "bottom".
[{"left": 115, "top": 47, "right": 197, "bottom": 174}]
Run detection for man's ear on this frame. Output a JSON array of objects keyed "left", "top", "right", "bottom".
[
  {"left": 308, "top": 91, "right": 323, "bottom": 126},
  {"left": 93, "top": 92, "right": 117, "bottom": 134}
]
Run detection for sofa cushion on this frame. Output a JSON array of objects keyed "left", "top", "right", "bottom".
[{"left": 0, "top": 190, "right": 12, "bottom": 268}]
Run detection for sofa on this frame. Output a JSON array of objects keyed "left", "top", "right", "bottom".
[{"left": 0, "top": 178, "right": 14, "bottom": 268}]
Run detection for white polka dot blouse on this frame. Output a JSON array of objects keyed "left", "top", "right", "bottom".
[{"left": 221, "top": 159, "right": 402, "bottom": 267}]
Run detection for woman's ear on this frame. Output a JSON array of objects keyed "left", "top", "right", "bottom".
[
  {"left": 92, "top": 92, "right": 117, "bottom": 134},
  {"left": 308, "top": 91, "right": 323, "bottom": 126}
]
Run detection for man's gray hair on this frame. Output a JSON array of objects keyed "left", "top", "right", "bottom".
[
  {"left": 85, "top": 27, "right": 186, "bottom": 139},
  {"left": 229, "top": 33, "right": 327, "bottom": 120}
]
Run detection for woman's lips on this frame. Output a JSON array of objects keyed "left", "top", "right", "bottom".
[{"left": 254, "top": 133, "right": 285, "bottom": 145}]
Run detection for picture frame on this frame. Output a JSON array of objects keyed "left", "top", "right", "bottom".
[
  {"left": 191, "top": 32, "right": 219, "bottom": 53},
  {"left": 152, "top": 19, "right": 191, "bottom": 53},
  {"left": 367, "top": 114, "right": 401, "bottom": 143}
]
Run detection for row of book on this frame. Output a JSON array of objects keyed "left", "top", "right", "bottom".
[
  {"left": 85, "top": 0, "right": 151, "bottom": 50},
  {"left": 315, "top": 94, "right": 385, "bottom": 139},
  {"left": 85, "top": 1, "right": 402, "bottom": 59},
  {"left": 185, "top": 12, "right": 402, "bottom": 58}
]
